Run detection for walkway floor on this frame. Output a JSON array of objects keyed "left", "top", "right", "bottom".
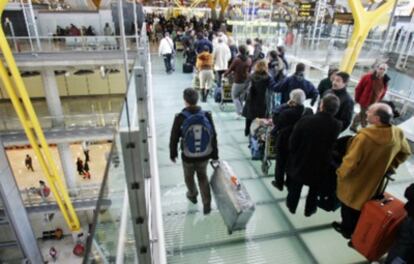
[{"left": 152, "top": 54, "right": 414, "bottom": 264}]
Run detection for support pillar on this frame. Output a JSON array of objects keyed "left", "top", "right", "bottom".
[
  {"left": 339, "top": 0, "right": 395, "bottom": 73},
  {"left": 41, "top": 69, "right": 77, "bottom": 195},
  {"left": 0, "top": 139, "right": 44, "bottom": 263},
  {"left": 57, "top": 143, "right": 77, "bottom": 196}
]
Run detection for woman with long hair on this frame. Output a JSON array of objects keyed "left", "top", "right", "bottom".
[{"left": 243, "top": 60, "right": 274, "bottom": 136}]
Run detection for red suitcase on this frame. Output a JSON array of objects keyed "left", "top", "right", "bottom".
[{"left": 351, "top": 193, "right": 407, "bottom": 261}]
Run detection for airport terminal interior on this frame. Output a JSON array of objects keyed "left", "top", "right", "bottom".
[{"left": 0, "top": 0, "right": 414, "bottom": 263}]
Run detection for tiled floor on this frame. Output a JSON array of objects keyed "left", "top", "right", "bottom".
[
  {"left": 5, "top": 143, "right": 112, "bottom": 192},
  {"left": 152, "top": 54, "right": 414, "bottom": 264}
]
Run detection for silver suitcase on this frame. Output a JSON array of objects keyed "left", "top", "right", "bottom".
[{"left": 210, "top": 160, "right": 255, "bottom": 234}]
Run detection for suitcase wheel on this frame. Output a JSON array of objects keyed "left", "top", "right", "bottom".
[{"left": 228, "top": 229, "right": 232, "bottom": 235}]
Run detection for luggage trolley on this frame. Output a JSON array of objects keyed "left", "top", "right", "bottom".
[
  {"left": 220, "top": 77, "right": 233, "bottom": 110},
  {"left": 261, "top": 126, "right": 276, "bottom": 176}
]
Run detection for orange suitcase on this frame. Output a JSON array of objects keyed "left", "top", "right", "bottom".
[{"left": 351, "top": 193, "right": 407, "bottom": 261}]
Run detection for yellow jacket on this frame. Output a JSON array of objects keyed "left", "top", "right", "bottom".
[
  {"left": 337, "top": 125, "right": 411, "bottom": 210},
  {"left": 196, "top": 52, "right": 213, "bottom": 71}
]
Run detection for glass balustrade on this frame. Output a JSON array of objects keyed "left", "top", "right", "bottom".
[
  {"left": 83, "top": 28, "right": 165, "bottom": 263},
  {"left": 4, "top": 35, "right": 142, "bottom": 53},
  {"left": 0, "top": 112, "right": 119, "bottom": 132}
]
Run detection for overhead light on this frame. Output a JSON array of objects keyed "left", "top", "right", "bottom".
[
  {"left": 107, "top": 69, "right": 120, "bottom": 74},
  {"left": 100, "top": 66, "right": 106, "bottom": 79},
  {"left": 54, "top": 70, "right": 67, "bottom": 76},
  {"left": 74, "top": 69, "right": 94, "bottom": 76},
  {"left": 21, "top": 71, "right": 40, "bottom": 77}
]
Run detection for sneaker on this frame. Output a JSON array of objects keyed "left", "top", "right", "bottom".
[
  {"left": 271, "top": 180, "right": 284, "bottom": 191},
  {"left": 203, "top": 206, "right": 211, "bottom": 215},
  {"left": 186, "top": 194, "right": 197, "bottom": 204}
]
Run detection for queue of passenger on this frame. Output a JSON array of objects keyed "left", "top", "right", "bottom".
[{"left": 164, "top": 23, "right": 413, "bottom": 263}]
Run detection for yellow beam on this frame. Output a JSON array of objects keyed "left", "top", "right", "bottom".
[
  {"left": 0, "top": 1, "right": 80, "bottom": 232},
  {"left": 207, "top": 0, "right": 218, "bottom": 9},
  {"left": 340, "top": 0, "right": 395, "bottom": 73},
  {"left": 219, "top": 0, "right": 229, "bottom": 19}
]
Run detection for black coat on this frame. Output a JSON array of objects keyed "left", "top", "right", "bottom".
[
  {"left": 272, "top": 103, "right": 313, "bottom": 154},
  {"left": 323, "top": 88, "right": 354, "bottom": 131},
  {"left": 169, "top": 106, "right": 219, "bottom": 162},
  {"left": 288, "top": 112, "right": 342, "bottom": 186},
  {"left": 405, "top": 183, "right": 414, "bottom": 218},
  {"left": 244, "top": 73, "right": 273, "bottom": 119}
]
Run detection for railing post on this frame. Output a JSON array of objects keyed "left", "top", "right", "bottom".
[{"left": 120, "top": 63, "right": 151, "bottom": 264}]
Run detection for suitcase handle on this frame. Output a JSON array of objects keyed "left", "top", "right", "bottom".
[
  {"left": 380, "top": 197, "right": 394, "bottom": 206},
  {"left": 210, "top": 160, "right": 220, "bottom": 169}
]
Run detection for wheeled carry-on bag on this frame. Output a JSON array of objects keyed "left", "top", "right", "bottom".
[
  {"left": 210, "top": 160, "right": 255, "bottom": 234},
  {"left": 351, "top": 192, "right": 407, "bottom": 261},
  {"left": 183, "top": 63, "right": 193, "bottom": 73}
]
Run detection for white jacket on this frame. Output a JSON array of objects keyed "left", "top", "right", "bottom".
[
  {"left": 158, "top": 37, "right": 174, "bottom": 56},
  {"left": 213, "top": 42, "right": 231, "bottom": 71}
]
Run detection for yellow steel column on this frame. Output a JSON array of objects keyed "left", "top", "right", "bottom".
[
  {"left": 207, "top": 0, "right": 218, "bottom": 20},
  {"left": 219, "top": 0, "right": 229, "bottom": 20},
  {"left": 340, "top": 0, "right": 395, "bottom": 73},
  {"left": 0, "top": 1, "right": 80, "bottom": 232}
]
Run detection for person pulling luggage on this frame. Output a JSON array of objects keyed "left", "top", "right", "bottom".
[
  {"left": 334, "top": 103, "right": 411, "bottom": 239},
  {"left": 169, "top": 88, "right": 219, "bottom": 215}
]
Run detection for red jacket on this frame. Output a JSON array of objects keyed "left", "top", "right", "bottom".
[{"left": 354, "top": 72, "right": 390, "bottom": 108}]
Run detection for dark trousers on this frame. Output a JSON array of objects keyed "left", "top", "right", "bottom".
[
  {"left": 163, "top": 53, "right": 172, "bottom": 73},
  {"left": 286, "top": 180, "right": 318, "bottom": 215},
  {"left": 182, "top": 160, "right": 211, "bottom": 207},
  {"left": 274, "top": 146, "right": 287, "bottom": 185},
  {"left": 386, "top": 217, "right": 414, "bottom": 264},
  {"left": 215, "top": 70, "right": 225, "bottom": 85},
  {"left": 245, "top": 118, "right": 252, "bottom": 136},
  {"left": 340, "top": 202, "right": 361, "bottom": 237},
  {"left": 84, "top": 150, "right": 90, "bottom": 163}
]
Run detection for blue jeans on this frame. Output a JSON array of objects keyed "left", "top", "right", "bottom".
[{"left": 386, "top": 217, "right": 414, "bottom": 264}]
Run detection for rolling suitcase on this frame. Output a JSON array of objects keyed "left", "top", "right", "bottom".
[
  {"left": 210, "top": 160, "right": 255, "bottom": 234},
  {"left": 183, "top": 63, "right": 193, "bottom": 73},
  {"left": 351, "top": 192, "right": 407, "bottom": 261}
]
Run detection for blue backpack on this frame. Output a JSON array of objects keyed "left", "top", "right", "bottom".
[{"left": 180, "top": 110, "right": 213, "bottom": 158}]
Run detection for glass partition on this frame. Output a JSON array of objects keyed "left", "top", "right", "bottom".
[{"left": 83, "top": 27, "right": 166, "bottom": 264}]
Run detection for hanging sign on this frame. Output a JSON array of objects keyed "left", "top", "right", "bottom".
[{"left": 298, "top": 2, "right": 315, "bottom": 17}]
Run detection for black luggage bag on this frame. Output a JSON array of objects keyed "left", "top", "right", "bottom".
[{"left": 183, "top": 63, "right": 193, "bottom": 73}]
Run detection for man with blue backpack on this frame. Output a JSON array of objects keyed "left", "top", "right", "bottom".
[{"left": 169, "top": 88, "right": 219, "bottom": 215}]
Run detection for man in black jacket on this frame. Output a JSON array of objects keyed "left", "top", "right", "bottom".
[
  {"left": 386, "top": 183, "right": 414, "bottom": 264},
  {"left": 271, "top": 89, "right": 313, "bottom": 191},
  {"left": 169, "top": 88, "right": 219, "bottom": 215},
  {"left": 322, "top": 71, "right": 355, "bottom": 132},
  {"left": 286, "top": 94, "right": 342, "bottom": 217}
]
